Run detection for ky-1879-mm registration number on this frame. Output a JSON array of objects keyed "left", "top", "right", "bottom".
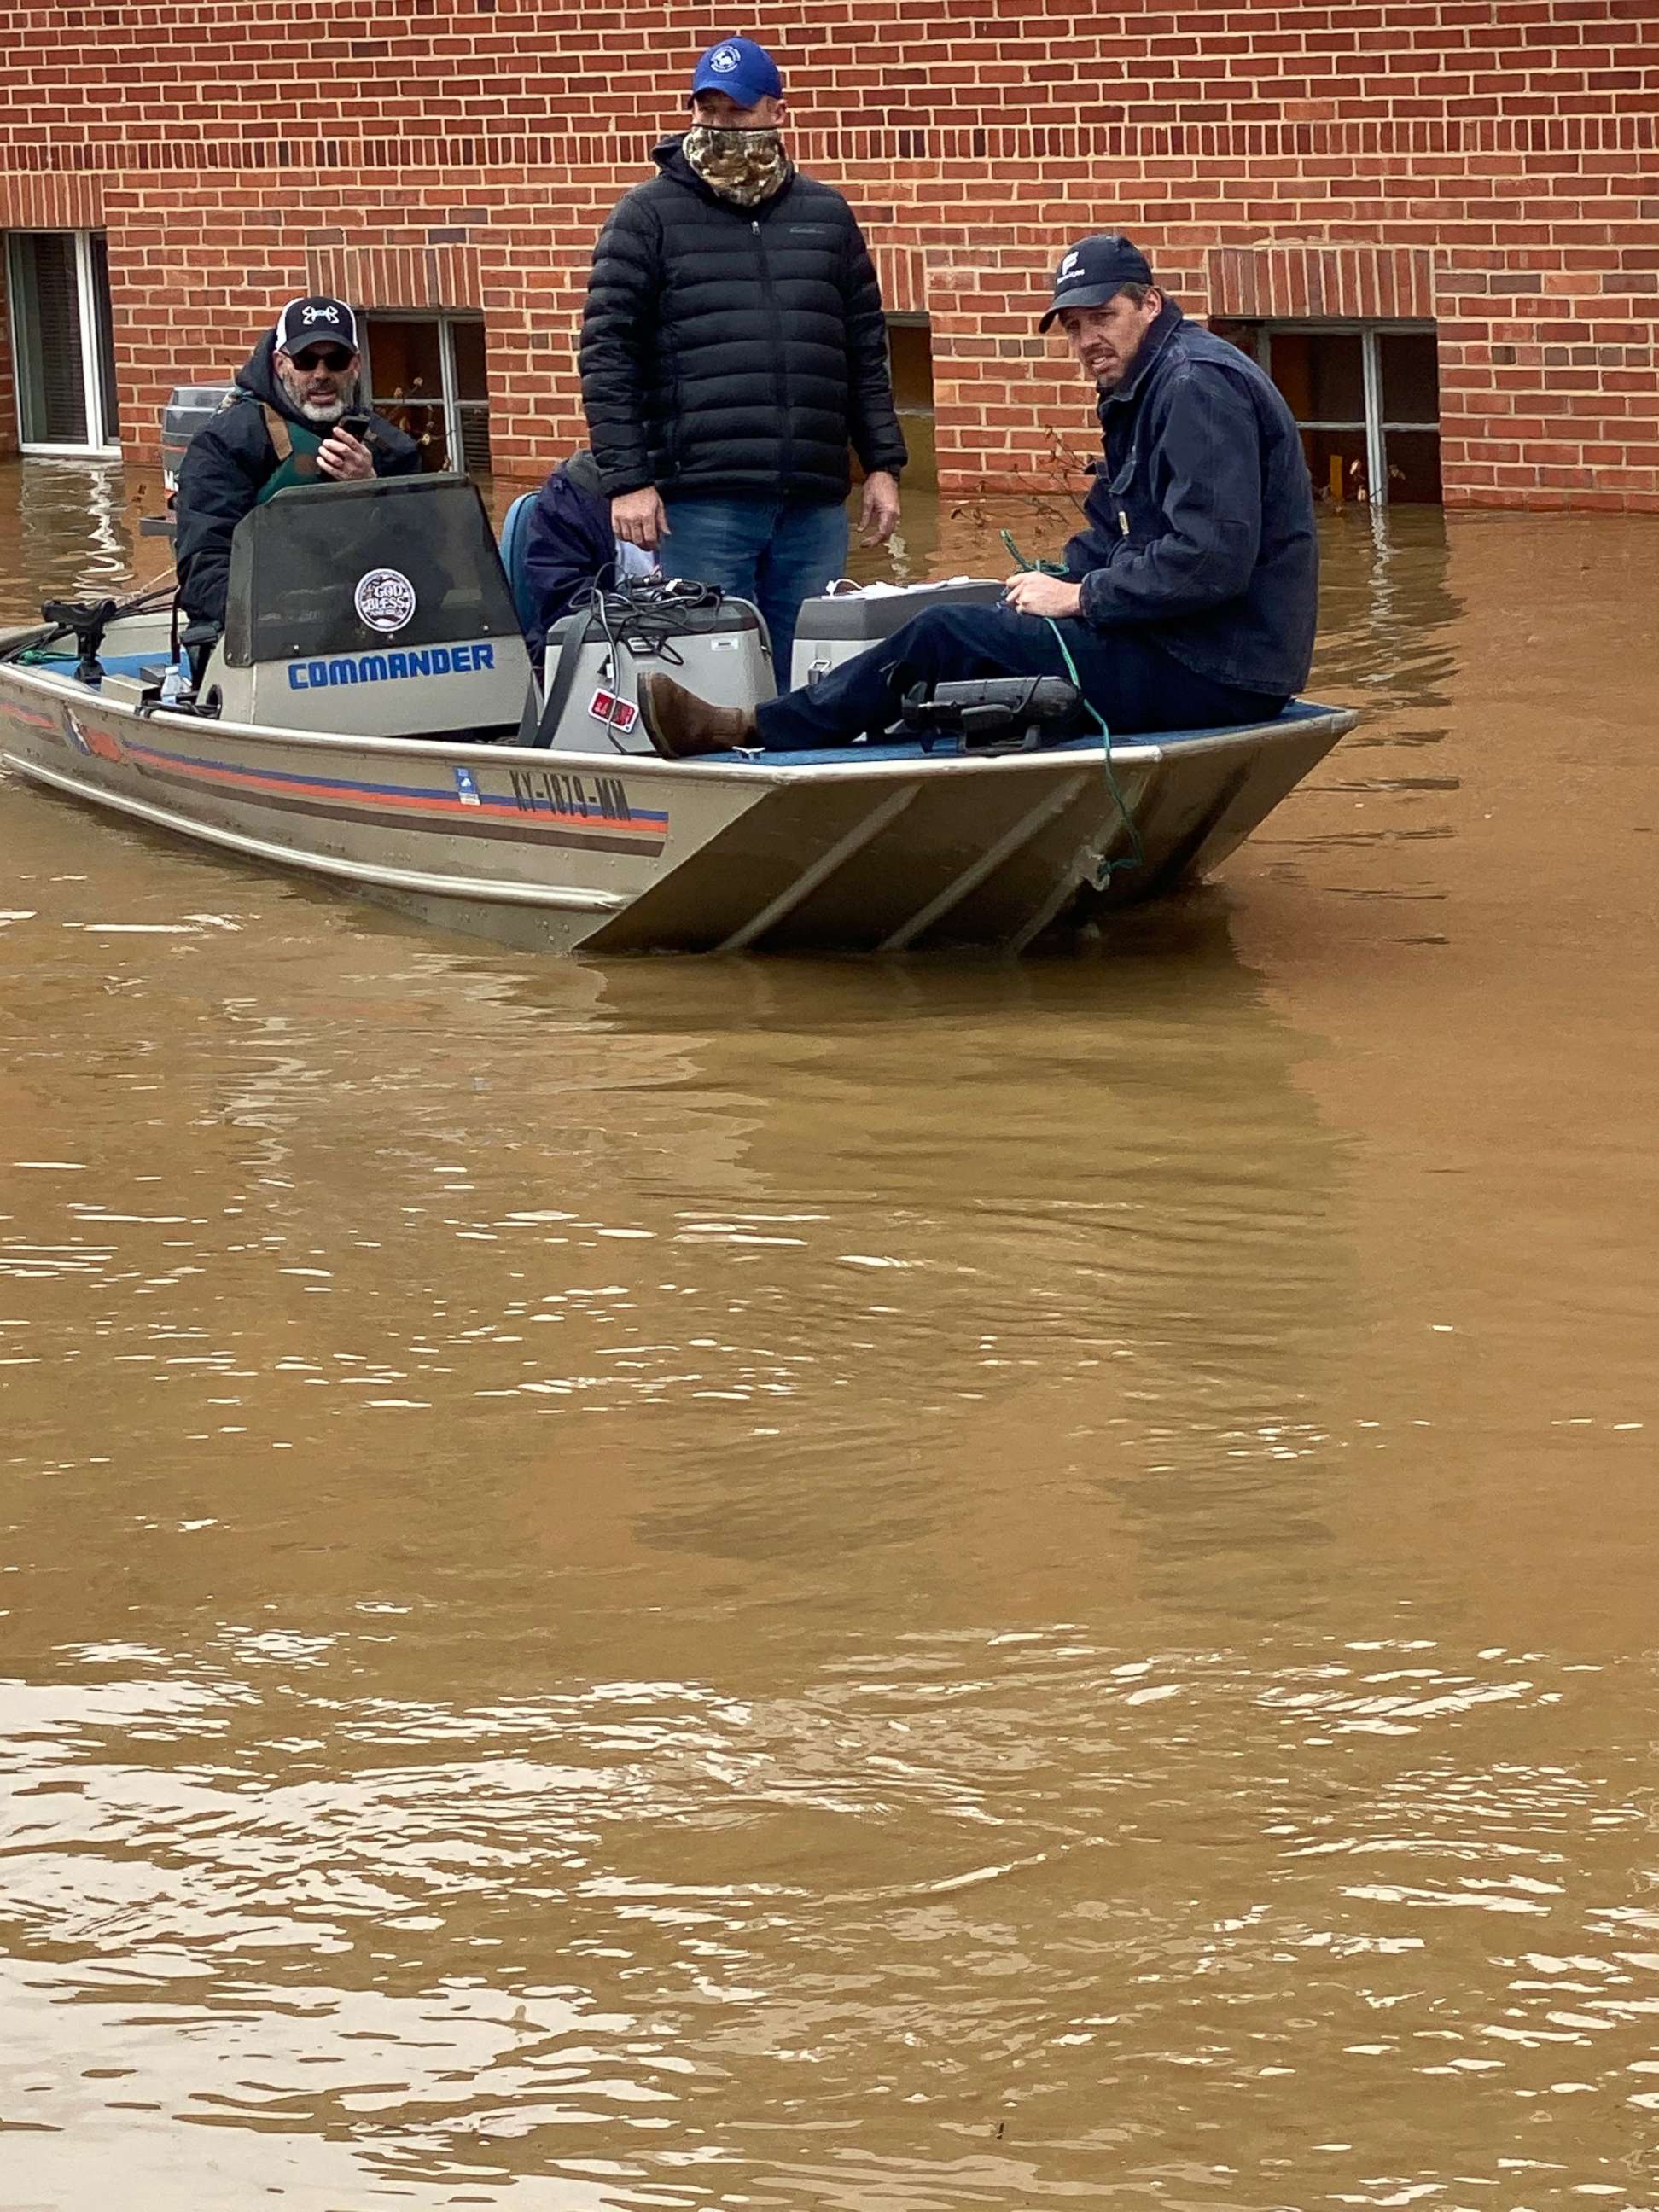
[{"left": 508, "top": 767, "right": 633, "bottom": 820}]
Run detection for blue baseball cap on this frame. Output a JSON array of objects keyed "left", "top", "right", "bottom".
[
  {"left": 1039, "top": 234, "right": 1155, "bottom": 329},
  {"left": 688, "top": 37, "right": 783, "bottom": 108}
]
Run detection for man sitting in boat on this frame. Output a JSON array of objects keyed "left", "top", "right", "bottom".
[
  {"left": 637, "top": 234, "right": 1318, "bottom": 758},
  {"left": 521, "top": 448, "right": 655, "bottom": 659},
  {"left": 173, "top": 296, "right": 422, "bottom": 631}
]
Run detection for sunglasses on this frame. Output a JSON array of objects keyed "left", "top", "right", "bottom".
[{"left": 291, "top": 346, "right": 354, "bottom": 372}]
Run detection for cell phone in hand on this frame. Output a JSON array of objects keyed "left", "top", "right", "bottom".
[{"left": 338, "top": 412, "right": 372, "bottom": 442}]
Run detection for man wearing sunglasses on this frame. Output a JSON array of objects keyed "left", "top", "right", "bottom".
[{"left": 174, "top": 295, "right": 421, "bottom": 629}]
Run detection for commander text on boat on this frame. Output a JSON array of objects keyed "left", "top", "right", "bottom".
[{"left": 639, "top": 235, "right": 1319, "bottom": 758}]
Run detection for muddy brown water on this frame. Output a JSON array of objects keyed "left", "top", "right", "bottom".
[{"left": 1, "top": 459, "right": 1656, "bottom": 2211}]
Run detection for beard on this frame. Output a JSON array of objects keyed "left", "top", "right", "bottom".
[{"left": 276, "top": 361, "right": 358, "bottom": 424}]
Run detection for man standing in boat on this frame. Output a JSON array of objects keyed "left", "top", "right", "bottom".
[
  {"left": 174, "top": 296, "right": 422, "bottom": 631},
  {"left": 579, "top": 37, "right": 907, "bottom": 682},
  {"left": 637, "top": 234, "right": 1318, "bottom": 756}
]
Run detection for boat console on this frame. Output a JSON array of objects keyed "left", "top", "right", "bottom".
[{"left": 202, "top": 472, "right": 534, "bottom": 742}]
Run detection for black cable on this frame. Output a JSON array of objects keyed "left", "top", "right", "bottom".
[
  {"left": 575, "top": 573, "right": 727, "bottom": 669},
  {"left": 568, "top": 576, "right": 731, "bottom": 752}
]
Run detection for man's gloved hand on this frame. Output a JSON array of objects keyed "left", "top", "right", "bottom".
[
  {"left": 613, "top": 488, "right": 668, "bottom": 552},
  {"left": 859, "top": 470, "right": 901, "bottom": 545},
  {"left": 1003, "top": 571, "right": 1083, "bottom": 620}
]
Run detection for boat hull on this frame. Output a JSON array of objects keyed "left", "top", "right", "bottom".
[{"left": 0, "top": 643, "right": 1354, "bottom": 955}]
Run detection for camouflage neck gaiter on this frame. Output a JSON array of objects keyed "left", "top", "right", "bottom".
[{"left": 681, "top": 125, "right": 790, "bottom": 208}]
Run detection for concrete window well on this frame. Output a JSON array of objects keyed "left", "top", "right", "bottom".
[
  {"left": 359, "top": 313, "right": 492, "bottom": 476},
  {"left": 1215, "top": 319, "right": 1441, "bottom": 506},
  {"left": 885, "top": 316, "right": 936, "bottom": 492}
]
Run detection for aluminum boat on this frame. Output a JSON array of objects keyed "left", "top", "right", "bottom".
[{"left": 0, "top": 473, "right": 1354, "bottom": 956}]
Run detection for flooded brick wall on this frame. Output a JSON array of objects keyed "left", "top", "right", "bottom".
[{"left": 2, "top": 3, "right": 1655, "bottom": 509}]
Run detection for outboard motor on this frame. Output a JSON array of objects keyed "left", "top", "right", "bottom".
[
  {"left": 160, "top": 383, "right": 235, "bottom": 495},
  {"left": 207, "top": 472, "right": 533, "bottom": 741},
  {"left": 141, "top": 383, "right": 237, "bottom": 541}
]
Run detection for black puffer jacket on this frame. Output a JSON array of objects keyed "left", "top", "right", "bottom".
[
  {"left": 174, "top": 333, "right": 421, "bottom": 627},
  {"left": 579, "top": 138, "right": 907, "bottom": 504}
]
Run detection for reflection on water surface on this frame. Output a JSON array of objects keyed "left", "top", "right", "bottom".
[{"left": 1, "top": 461, "right": 1656, "bottom": 2209}]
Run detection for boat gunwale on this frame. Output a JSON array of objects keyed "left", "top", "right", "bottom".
[{"left": 0, "top": 643, "right": 1357, "bottom": 789}]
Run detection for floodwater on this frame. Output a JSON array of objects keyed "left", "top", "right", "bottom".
[{"left": 1, "top": 457, "right": 1656, "bottom": 2212}]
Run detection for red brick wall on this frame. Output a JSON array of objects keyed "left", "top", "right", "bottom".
[{"left": 3, "top": 3, "right": 1656, "bottom": 510}]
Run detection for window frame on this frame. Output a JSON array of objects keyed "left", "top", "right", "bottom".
[
  {"left": 5, "top": 227, "right": 120, "bottom": 457},
  {"left": 1251, "top": 319, "right": 1439, "bottom": 509},
  {"left": 358, "top": 311, "right": 490, "bottom": 476}
]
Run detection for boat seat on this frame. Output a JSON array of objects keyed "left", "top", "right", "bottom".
[{"left": 498, "top": 492, "right": 538, "bottom": 636}]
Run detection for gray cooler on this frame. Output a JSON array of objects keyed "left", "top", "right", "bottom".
[
  {"left": 538, "top": 596, "right": 774, "bottom": 755},
  {"left": 790, "top": 579, "right": 1004, "bottom": 688}
]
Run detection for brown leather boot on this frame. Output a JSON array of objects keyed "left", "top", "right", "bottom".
[{"left": 638, "top": 672, "right": 758, "bottom": 760}]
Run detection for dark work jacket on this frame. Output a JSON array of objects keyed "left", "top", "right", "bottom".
[
  {"left": 521, "top": 451, "right": 616, "bottom": 654},
  {"left": 579, "top": 137, "right": 907, "bottom": 504},
  {"left": 173, "top": 333, "right": 421, "bottom": 627},
  {"left": 1062, "top": 301, "right": 1318, "bottom": 699}
]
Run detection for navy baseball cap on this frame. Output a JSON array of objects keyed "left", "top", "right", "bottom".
[
  {"left": 1039, "top": 235, "right": 1155, "bottom": 329},
  {"left": 688, "top": 37, "right": 783, "bottom": 107},
  {"left": 276, "top": 296, "right": 360, "bottom": 357}
]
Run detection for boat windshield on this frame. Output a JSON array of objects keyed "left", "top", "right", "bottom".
[{"left": 222, "top": 473, "right": 520, "bottom": 668}]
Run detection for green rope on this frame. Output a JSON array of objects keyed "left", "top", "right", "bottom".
[
  {"left": 998, "top": 527, "right": 1069, "bottom": 579},
  {"left": 1001, "top": 531, "right": 1143, "bottom": 887}
]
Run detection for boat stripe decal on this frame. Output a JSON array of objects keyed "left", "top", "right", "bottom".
[
  {"left": 120, "top": 737, "right": 667, "bottom": 841},
  {"left": 131, "top": 766, "right": 661, "bottom": 858},
  {"left": 8, "top": 702, "right": 62, "bottom": 736}
]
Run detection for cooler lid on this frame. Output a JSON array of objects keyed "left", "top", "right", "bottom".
[{"left": 795, "top": 579, "right": 1004, "bottom": 642}]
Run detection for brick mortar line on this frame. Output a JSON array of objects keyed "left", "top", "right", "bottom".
[{"left": 2, "top": 111, "right": 1656, "bottom": 174}]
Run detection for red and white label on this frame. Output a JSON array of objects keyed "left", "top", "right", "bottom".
[{"left": 588, "top": 686, "right": 638, "bottom": 732}]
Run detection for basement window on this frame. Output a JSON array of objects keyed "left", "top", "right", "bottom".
[
  {"left": 5, "top": 229, "right": 120, "bottom": 453},
  {"left": 886, "top": 316, "right": 936, "bottom": 492},
  {"left": 1214, "top": 321, "right": 1441, "bottom": 505},
  {"left": 359, "top": 313, "right": 491, "bottom": 474}
]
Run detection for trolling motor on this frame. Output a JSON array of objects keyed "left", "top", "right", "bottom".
[
  {"left": 896, "top": 675, "right": 1085, "bottom": 754},
  {"left": 39, "top": 597, "right": 119, "bottom": 687}
]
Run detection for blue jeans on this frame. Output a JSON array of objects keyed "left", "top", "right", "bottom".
[
  {"left": 661, "top": 495, "right": 849, "bottom": 686},
  {"left": 754, "top": 604, "right": 1286, "bottom": 750}
]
